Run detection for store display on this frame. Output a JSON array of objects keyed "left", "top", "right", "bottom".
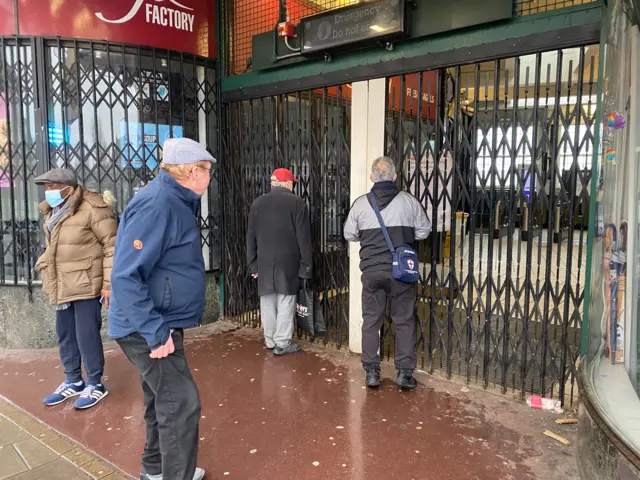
[
  {"left": 607, "top": 111, "right": 626, "bottom": 129},
  {"left": 605, "top": 223, "right": 618, "bottom": 362},
  {"left": 605, "top": 148, "right": 617, "bottom": 165},
  {"left": 603, "top": 221, "right": 628, "bottom": 364},
  {"left": 595, "top": 189, "right": 605, "bottom": 237},
  {"left": 614, "top": 222, "right": 627, "bottom": 364}
]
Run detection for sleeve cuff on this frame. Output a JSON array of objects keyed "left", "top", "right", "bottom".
[{"left": 150, "top": 327, "right": 171, "bottom": 350}]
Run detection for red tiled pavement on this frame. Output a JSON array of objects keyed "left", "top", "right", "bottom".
[{"left": 0, "top": 324, "right": 578, "bottom": 479}]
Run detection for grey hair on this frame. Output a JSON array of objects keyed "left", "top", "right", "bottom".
[
  {"left": 270, "top": 176, "right": 291, "bottom": 189},
  {"left": 371, "top": 156, "right": 396, "bottom": 183}
]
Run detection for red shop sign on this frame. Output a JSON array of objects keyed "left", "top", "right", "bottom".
[
  {"left": 312, "top": 72, "right": 437, "bottom": 120},
  {"left": 388, "top": 71, "right": 438, "bottom": 120},
  {"left": 10, "top": 0, "right": 215, "bottom": 57},
  {"left": 0, "top": 0, "right": 14, "bottom": 36}
]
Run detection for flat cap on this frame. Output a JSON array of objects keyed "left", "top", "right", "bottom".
[
  {"left": 162, "top": 138, "right": 216, "bottom": 165},
  {"left": 34, "top": 168, "right": 78, "bottom": 187}
]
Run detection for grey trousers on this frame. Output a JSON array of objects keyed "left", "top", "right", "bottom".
[{"left": 259, "top": 293, "right": 296, "bottom": 348}]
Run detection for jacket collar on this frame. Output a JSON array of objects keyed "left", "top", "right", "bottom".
[
  {"left": 371, "top": 181, "right": 397, "bottom": 191},
  {"left": 270, "top": 186, "right": 293, "bottom": 194},
  {"left": 157, "top": 170, "right": 202, "bottom": 206},
  {"left": 39, "top": 186, "right": 84, "bottom": 216}
]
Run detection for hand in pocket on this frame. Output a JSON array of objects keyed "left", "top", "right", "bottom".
[{"left": 150, "top": 330, "right": 175, "bottom": 359}]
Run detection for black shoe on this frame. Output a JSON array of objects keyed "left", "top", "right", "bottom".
[
  {"left": 273, "top": 344, "right": 302, "bottom": 356},
  {"left": 365, "top": 369, "right": 381, "bottom": 388},
  {"left": 395, "top": 370, "right": 417, "bottom": 389}
]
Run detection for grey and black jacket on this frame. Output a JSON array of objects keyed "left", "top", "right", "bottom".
[{"left": 344, "top": 181, "right": 431, "bottom": 273}]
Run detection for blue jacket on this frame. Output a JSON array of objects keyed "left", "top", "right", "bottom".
[{"left": 108, "top": 170, "right": 205, "bottom": 348}]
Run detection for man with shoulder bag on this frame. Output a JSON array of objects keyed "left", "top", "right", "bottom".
[{"left": 344, "top": 156, "right": 431, "bottom": 389}]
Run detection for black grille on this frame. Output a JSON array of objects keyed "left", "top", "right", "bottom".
[
  {"left": 221, "top": 44, "right": 598, "bottom": 406},
  {"left": 0, "top": 37, "right": 220, "bottom": 293},
  {"left": 222, "top": 89, "right": 351, "bottom": 347},
  {"left": 382, "top": 46, "right": 597, "bottom": 406}
]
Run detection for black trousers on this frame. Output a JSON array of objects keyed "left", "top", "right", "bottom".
[
  {"left": 56, "top": 297, "right": 104, "bottom": 385},
  {"left": 116, "top": 329, "right": 201, "bottom": 480},
  {"left": 361, "top": 270, "right": 417, "bottom": 371}
]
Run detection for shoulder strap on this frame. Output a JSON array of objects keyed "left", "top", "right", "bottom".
[{"left": 368, "top": 192, "right": 395, "bottom": 254}]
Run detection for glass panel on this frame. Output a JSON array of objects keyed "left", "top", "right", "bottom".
[{"left": 584, "top": 0, "right": 640, "bottom": 455}]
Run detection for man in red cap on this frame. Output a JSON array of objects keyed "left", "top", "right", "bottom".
[{"left": 247, "top": 168, "right": 312, "bottom": 355}]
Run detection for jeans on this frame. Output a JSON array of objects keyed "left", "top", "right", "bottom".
[
  {"left": 55, "top": 297, "right": 104, "bottom": 385},
  {"left": 116, "top": 329, "right": 201, "bottom": 480},
  {"left": 361, "top": 270, "right": 417, "bottom": 371}
]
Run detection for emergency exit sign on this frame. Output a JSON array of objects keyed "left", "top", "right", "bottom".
[{"left": 300, "top": 0, "right": 407, "bottom": 56}]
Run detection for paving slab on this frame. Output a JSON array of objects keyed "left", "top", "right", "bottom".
[
  {"left": 13, "top": 438, "right": 59, "bottom": 469},
  {"left": 0, "top": 397, "right": 129, "bottom": 479},
  {"left": 10, "top": 458, "right": 90, "bottom": 480},
  {"left": 0, "top": 324, "right": 579, "bottom": 479},
  {"left": 0, "top": 419, "right": 29, "bottom": 447},
  {"left": 0, "top": 444, "right": 28, "bottom": 479}
]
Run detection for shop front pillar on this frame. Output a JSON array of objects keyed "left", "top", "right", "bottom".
[{"left": 348, "top": 78, "right": 386, "bottom": 355}]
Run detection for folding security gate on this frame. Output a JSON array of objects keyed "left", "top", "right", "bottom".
[
  {"left": 222, "top": 89, "right": 352, "bottom": 348},
  {"left": 0, "top": 37, "right": 219, "bottom": 294},
  {"left": 221, "top": 43, "right": 598, "bottom": 405},
  {"left": 383, "top": 45, "right": 598, "bottom": 404}
]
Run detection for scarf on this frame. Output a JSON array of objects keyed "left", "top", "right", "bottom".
[
  {"left": 46, "top": 200, "right": 72, "bottom": 311},
  {"left": 46, "top": 200, "right": 72, "bottom": 233}
]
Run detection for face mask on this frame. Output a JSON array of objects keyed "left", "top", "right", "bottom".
[{"left": 45, "top": 188, "right": 68, "bottom": 208}]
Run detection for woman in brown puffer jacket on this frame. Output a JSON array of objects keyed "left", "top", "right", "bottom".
[{"left": 34, "top": 167, "right": 117, "bottom": 410}]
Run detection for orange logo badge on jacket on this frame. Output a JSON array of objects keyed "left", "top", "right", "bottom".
[{"left": 133, "top": 240, "right": 143, "bottom": 250}]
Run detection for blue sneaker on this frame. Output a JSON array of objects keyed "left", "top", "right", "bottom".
[
  {"left": 43, "top": 381, "right": 85, "bottom": 406},
  {"left": 73, "top": 384, "right": 108, "bottom": 410}
]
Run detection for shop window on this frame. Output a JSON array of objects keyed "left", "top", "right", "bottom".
[
  {"left": 44, "top": 44, "right": 219, "bottom": 272},
  {"left": 583, "top": 0, "right": 640, "bottom": 456},
  {"left": 0, "top": 39, "right": 219, "bottom": 287}
]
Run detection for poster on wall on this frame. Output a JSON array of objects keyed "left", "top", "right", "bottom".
[
  {"left": 119, "top": 121, "right": 183, "bottom": 171},
  {"left": 0, "top": 97, "right": 9, "bottom": 188},
  {"left": 16, "top": 0, "right": 215, "bottom": 57}
]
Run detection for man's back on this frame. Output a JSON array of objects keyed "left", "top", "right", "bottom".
[
  {"left": 247, "top": 187, "right": 312, "bottom": 296},
  {"left": 343, "top": 156, "right": 430, "bottom": 390},
  {"left": 344, "top": 185, "right": 430, "bottom": 273},
  {"left": 250, "top": 188, "right": 304, "bottom": 263}
]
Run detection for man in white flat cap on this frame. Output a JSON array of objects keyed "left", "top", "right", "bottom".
[{"left": 109, "top": 138, "right": 215, "bottom": 480}]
